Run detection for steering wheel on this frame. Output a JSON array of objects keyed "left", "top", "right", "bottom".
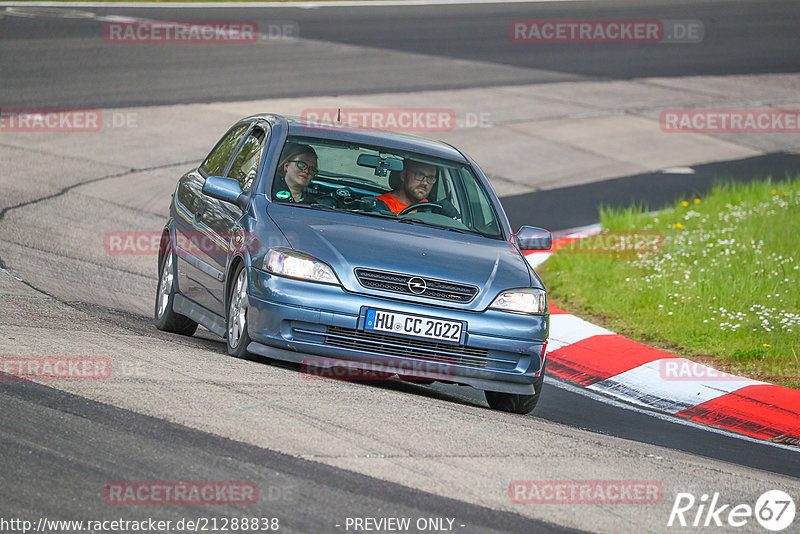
[{"left": 398, "top": 202, "right": 443, "bottom": 216}]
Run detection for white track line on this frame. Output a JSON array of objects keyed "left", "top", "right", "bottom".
[{"left": 1, "top": 0, "right": 589, "bottom": 8}]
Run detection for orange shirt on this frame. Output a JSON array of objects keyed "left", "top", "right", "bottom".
[{"left": 375, "top": 193, "right": 426, "bottom": 214}]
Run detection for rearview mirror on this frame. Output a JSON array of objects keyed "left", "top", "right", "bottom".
[
  {"left": 202, "top": 176, "right": 245, "bottom": 209},
  {"left": 512, "top": 226, "right": 552, "bottom": 251},
  {"left": 356, "top": 154, "right": 404, "bottom": 177}
]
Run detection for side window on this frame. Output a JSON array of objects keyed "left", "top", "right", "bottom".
[
  {"left": 200, "top": 124, "right": 249, "bottom": 177},
  {"left": 461, "top": 168, "right": 501, "bottom": 236},
  {"left": 439, "top": 168, "right": 462, "bottom": 214},
  {"left": 227, "top": 127, "right": 267, "bottom": 191}
]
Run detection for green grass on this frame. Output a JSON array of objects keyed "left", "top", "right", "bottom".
[{"left": 540, "top": 177, "right": 800, "bottom": 388}]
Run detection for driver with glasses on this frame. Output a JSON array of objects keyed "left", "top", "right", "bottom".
[{"left": 375, "top": 160, "right": 437, "bottom": 214}]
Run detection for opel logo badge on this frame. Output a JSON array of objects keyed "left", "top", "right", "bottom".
[{"left": 408, "top": 277, "right": 427, "bottom": 294}]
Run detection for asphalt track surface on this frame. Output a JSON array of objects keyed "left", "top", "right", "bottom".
[
  {"left": 1, "top": 377, "right": 579, "bottom": 534},
  {"left": 1, "top": 1, "right": 800, "bottom": 532},
  {"left": 0, "top": 0, "right": 799, "bottom": 107}
]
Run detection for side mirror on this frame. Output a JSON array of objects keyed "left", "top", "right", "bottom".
[
  {"left": 203, "top": 176, "right": 245, "bottom": 209},
  {"left": 512, "top": 226, "right": 552, "bottom": 251}
]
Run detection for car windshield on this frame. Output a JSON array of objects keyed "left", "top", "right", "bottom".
[{"left": 271, "top": 136, "right": 503, "bottom": 239}]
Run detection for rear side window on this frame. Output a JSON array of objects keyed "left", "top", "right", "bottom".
[
  {"left": 227, "top": 127, "right": 267, "bottom": 191},
  {"left": 200, "top": 124, "right": 249, "bottom": 177}
]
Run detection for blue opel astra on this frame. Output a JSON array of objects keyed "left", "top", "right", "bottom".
[{"left": 155, "top": 114, "right": 552, "bottom": 414}]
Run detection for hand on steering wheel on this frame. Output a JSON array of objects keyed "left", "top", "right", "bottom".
[{"left": 398, "top": 202, "right": 443, "bottom": 216}]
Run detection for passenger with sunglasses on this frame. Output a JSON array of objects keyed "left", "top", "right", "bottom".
[
  {"left": 375, "top": 160, "right": 438, "bottom": 214},
  {"left": 275, "top": 143, "right": 319, "bottom": 203}
]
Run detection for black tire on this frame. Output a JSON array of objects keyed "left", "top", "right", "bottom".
[
  {"left": 398, "top": 375, "right": 435, "bottom": 384},
  {"left": 154, "top": 236, "right": 198, "bottom": 336},
  {"left": 226, "top": 263, "right": 252, "bottom": 358},
  {"left": 484, "top": 360, "right": 546, "bottom": 415}
]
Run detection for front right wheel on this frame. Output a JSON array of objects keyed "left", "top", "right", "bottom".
[{"left": 226, "top": 264, "right": 252, "bottom": 358}]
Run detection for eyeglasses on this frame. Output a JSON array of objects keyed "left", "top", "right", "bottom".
[
  {"left": 289, "top": 160, "right": 319, "bottom": 176},
  {"left": 408, "top": 170, "right": 437, "bottom": 184}
]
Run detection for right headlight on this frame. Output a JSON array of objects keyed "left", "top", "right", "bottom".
[
  {"left": 264, "top": 248, "right": 339, "bottom": 285},
  {"left": 489, "top": 288, "right": 547, "bottom": 315}
]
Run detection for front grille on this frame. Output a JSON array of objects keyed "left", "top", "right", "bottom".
[
  {"left": 354, "top": 268, "right": 478, "bottom": 303},
  {"left": 316, "top": 326, "right": 520, "bottom": 370}
]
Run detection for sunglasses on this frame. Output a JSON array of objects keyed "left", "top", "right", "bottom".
[{"left": 288, "top": 160, "right": 319, "bottom": 176}]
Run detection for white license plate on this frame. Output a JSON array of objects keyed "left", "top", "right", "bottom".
[{"left": 365, "top": 309, "right": 462, "bottom": 343}]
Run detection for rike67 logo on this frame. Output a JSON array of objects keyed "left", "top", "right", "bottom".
[{"left": 668, "top": 490, "right": 795, "bottom": 531}]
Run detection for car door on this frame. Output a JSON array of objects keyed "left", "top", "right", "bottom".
[
  {"left": 196, "top": 124, "right": 269, "bottom": 316},
  {"left": 174, "top": 123, "right": 250, "bottom": 314}
]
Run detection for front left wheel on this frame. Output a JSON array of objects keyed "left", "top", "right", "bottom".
[
  {"left": 484, "top": 360, "right": 546, "bottom": 415},
  {"left": 484, "top": 390, "right": 539, "bottom": 414},
  {"left": 154, "top": 237, "right": 198, "bottom": 336},
  {"left": 226, "top": 264, "right": 252, "bottom": 358}
]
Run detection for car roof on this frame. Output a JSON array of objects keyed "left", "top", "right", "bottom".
[{"left": 244, "top": 113, "right": 469, "bottom": 163}]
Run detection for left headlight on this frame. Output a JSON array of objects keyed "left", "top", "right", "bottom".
[
  {"left": 489, "top": 288, "right": 547, "bottom": 315},
  {"left": 264, "top": 248, "right": 339, "bottom": 285}
]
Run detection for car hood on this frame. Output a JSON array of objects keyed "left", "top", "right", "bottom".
[{"left": 267, "top": 204, "right": 538, "bottom": 310}]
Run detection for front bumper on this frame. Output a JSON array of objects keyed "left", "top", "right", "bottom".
[{"left": 246, "top": 268, "right": 548, "bottom": 394}]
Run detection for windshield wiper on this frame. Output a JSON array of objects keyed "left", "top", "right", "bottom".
[
  {"left": 396, "top": 218, "right": 472, "bottom": 234},
  {"left": 351, "top": 209, "right": 397, "bottom": 219},
  {"left": 308, "top": 203, "right": 402, "bottom": 220},
  {"left": 308, "top": 203, "right": 340, "bottom": 211},
  {"left": 275, "top": 201, "right": 336, "bottom": 211}
]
